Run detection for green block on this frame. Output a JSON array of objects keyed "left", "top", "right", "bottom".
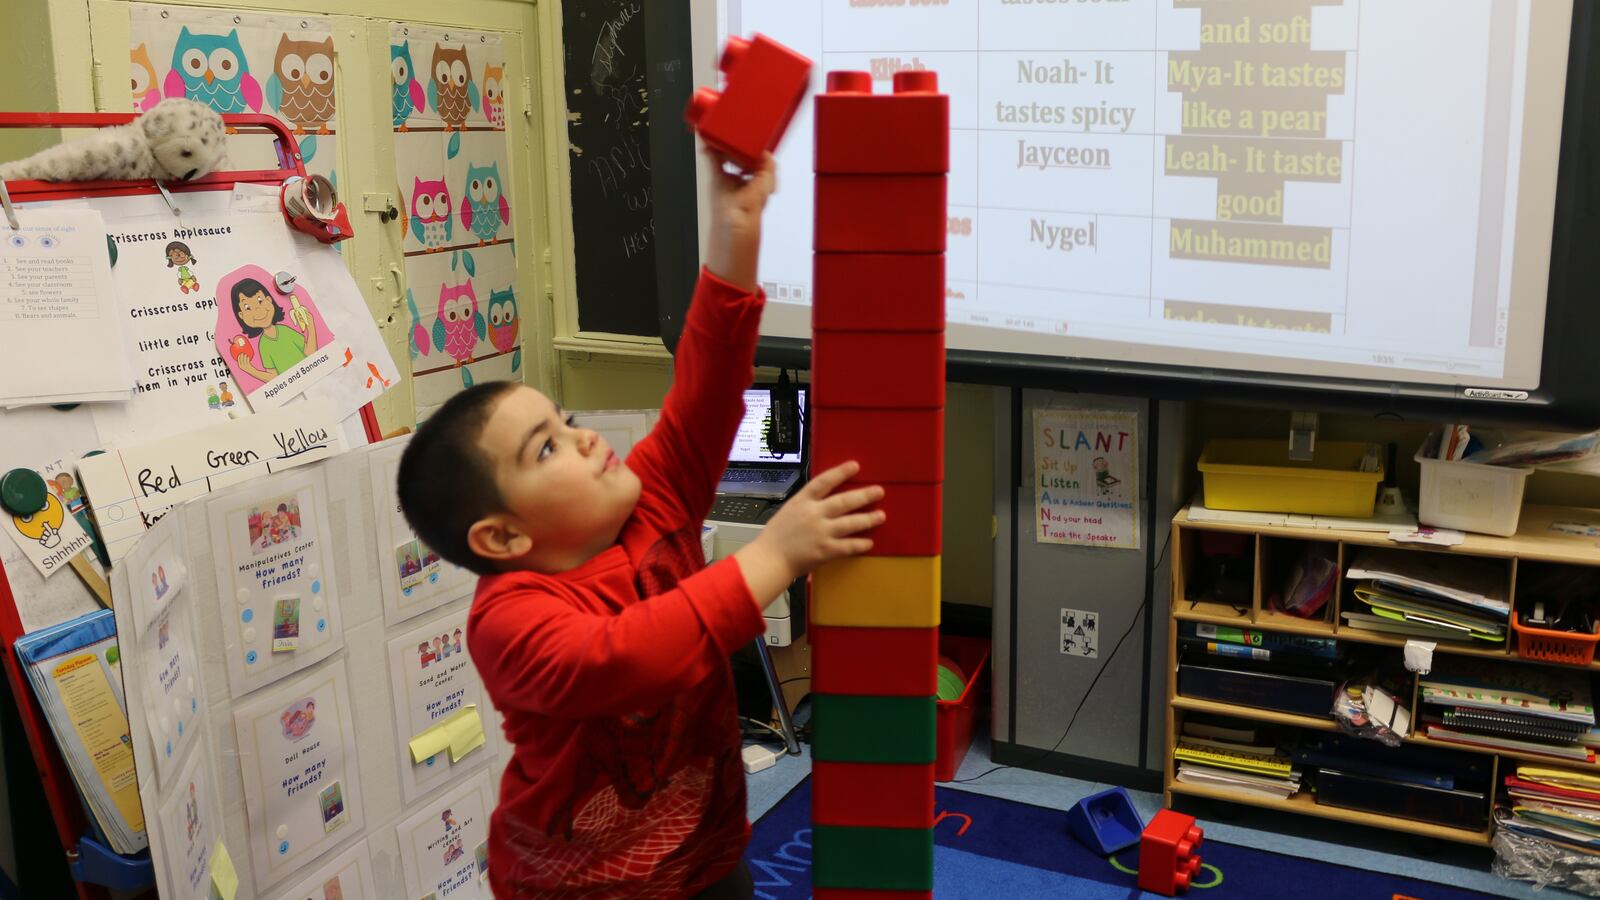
[
  {"left": 813, "top": 825, "right": 934, "bottom": 891},
  {"left": 811, "top": 695, "right": 935, "bottom": 764}
]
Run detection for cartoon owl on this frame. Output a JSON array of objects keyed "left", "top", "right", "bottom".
[
  {"left": 164, "top": 27, "right": 263, "bottom": 114},
  {"left": 460, "top": 162, "right": 509, "bottom": 245},
  {"left": 487, "top": 287, "right": 519, "bottom": 354},
  {"left": 266, "top": 34, "right": 335, "bottom": 135},
  {"left": 391, "top": 41, "right": 426, "bottom": 130},
  {"left": 481, "top": 64, "right": 506, "bottom": 129},
  {"left": 432, "top": 281, "right": 485, "bottom": 366},
  {"left": 427, "top": 44, "right": 478, "bottom": 131},
  {"left": 132, "top": 44, "right": 161, "bottom": 112},
  {"left": 409, "top": 177, "right": 452, "bottom": 251}
]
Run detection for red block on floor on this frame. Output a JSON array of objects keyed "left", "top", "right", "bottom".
[
  {"left": 813, "top": 253, "right": 945, "bottom": 333},
  {"left": 813, "top": 761, "right": 936, "bottom": 829},
  {"left": 815, "top": 70, "right": 949, "bottom": 175},
  {"left": 684, "top": 34, "right": 812, "bottom": 171},
  {"left": 812, "top": 883, "right": 934, "bottom": 890},
  {"left": 812, "top": 331, "right": 945, "bottom": 410},
  {"left": 1137, "top": 809, "right": 1204, "bottom": 896},
  {"left": 815, "top": 174, "right": 947, "bottom": 254},
  {"left": 812, "top": 626, "right": 938, "bottom": 696},
  {"left": 852, "top": 480, "right": 941, "bottom": 557},
  {"left": 812, "top": 407, "right": 943, "bottom": 484}
]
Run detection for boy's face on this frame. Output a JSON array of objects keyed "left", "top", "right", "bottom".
[{"left": 471, "top": 386, "right": 641, "bottom": 571}]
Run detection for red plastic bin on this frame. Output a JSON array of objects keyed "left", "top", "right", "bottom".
[{"left": 935, "top": 634, "right": 990, "bottom": 782}]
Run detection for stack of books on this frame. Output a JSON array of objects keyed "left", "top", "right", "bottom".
[
  {"left": 1173, "top": 718, "right": 1300, "bottom": 800},
  {"left": 1420, "top": 661, "right": 1598, "bottom": 762},
  {"left": 1500, "top": 766, "right": 1600, "bottom": 852},
  {"left": 1177, "top": 621, "right": 1339, "bottom": 664},
  {"left": 1344, "top": 550, "right": 1510, "bottom": 644}
]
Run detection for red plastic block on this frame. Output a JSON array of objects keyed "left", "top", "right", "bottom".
[
  {"left": 812, "top": 407, "right": 943, "bottom": 484},
  {"left": 816, "top": 70, "right": 949, "bottom": 175},
  {"left": 819, "top": 883, "right": 934, "bottom": 890},
  {"left": 813, "top": 761, "right": 936, "bottom": 829},
  {"left": 685, "top": 34, "right": 813, "bottom": 171},
  {"left": 813, "top": 626, "right": 938, "bottom": 696},
  {"left": 846, "top": 480, "right": 940, "bottom": 557},
  {"left": 813, "top": 253, "right": 945, "bottom": 333},
  {"left": 813, "top": 331, "right": 945, "bottom": 410},
  {"left": 1137, "top": 809, "right": 1204, "bottom": 896},
  {"left": 815, "top": 174, "right": 947, "bottom": 254}
]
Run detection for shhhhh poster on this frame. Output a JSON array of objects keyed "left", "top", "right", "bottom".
[{"left": 1033, "top": 408, "right": 1140, "bottom": 550}]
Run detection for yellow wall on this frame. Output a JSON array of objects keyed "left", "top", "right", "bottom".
[{"left": 0, "top": 0, "right": 68, "bottom": 163}]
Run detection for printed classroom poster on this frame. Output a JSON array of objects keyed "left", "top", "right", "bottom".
[
  {"left": 388, "top": 608, "right": 490, "bottom": 801},
  {"left": 213, "top": 263, "right": 340, "bottom": 410},
  {"left": 1033, "top": 408, "right": 1140, "bottom": 549},
  {"left": 396, "top": 773, "right": 492, "bottom": 900},
  {"left": 232, "top": 660, "right": 363, "bottom": 889}
]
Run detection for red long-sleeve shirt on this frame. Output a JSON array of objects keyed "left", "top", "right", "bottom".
[{"left": 469, "top": 269, "right": 767, "bottom": 898}]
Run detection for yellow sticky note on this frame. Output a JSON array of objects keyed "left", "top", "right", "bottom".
[
  {"left": 446, "top": 705, "right": 485, "bottom": 763},
  {"left": 209, "top": 839, "right": 238, "bottom": 900},
  {"left": 408, "top": 722, "right": 452, "bottom": 764}
]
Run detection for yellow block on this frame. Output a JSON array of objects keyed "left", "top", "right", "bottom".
[{"left": 811, "top": 556, "right": 940, "bottom": 627}]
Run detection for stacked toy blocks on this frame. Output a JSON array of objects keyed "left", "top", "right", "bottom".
[
  {"left": 810, "top": 69, "right": 948, "bottom": 900},
  {"left": 1137, "top": 809, "right": 1205, "bottom": 896}
]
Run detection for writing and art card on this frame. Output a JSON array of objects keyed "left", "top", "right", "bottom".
[
  {"left": 214, "top": 263, "right": 339, "bottom": 411},
  {"left": 207, "top": 469, "right": 343, "bottom": 698},
  {"left": 154, "top": 732, "right": 221, "bottom": 899},
  {"left": 138, "top": 600, "right": 202, "bottom": 788},
  {"left": 396, "top": 772, "right": 492, "bottom": 900},
  {"left": 388, "top": 608, "right": 491, "bottom": 801},
  {"left": 1033, "top": 408, "right": 1141, "bottom": 550},
  {"left": 368, "top": 437, "right": 474, "bottom": 625},
  {"left": 271, "top": 839, "right": 378, "bottom": 900},
  {"left": 233, "top": 659, "right": 363, "bottom": 890}
]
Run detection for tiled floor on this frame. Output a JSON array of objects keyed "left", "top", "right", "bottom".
[{"left": 746, "top": 729, "right": 1556, "bottom": 898}]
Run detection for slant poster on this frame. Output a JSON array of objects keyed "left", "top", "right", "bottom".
[{"left": 1033, "top": 408, "right": 1140, "bottom": 550}]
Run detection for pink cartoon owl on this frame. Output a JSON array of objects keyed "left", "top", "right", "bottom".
[
  {"left": 431, "top": 281, "right": 484, "bottom": 366},
  {"left": 409, "top": 177, "right": 452, "bottom": 251}
]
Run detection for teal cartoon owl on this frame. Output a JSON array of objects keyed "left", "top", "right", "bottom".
[
  {"left": 164, "top": 27, "right": 263, "bottom": 113},
  {"left": 460, "top": 162, "right": 509, "bottom": 244}
]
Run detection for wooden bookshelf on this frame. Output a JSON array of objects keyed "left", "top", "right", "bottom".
[{"left": 1166, "top": 504, "right": 1600, "bottom": 847}]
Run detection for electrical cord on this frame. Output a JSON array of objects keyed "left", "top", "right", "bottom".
[{"left": 953, "top": 530, "right": 1173, "bottom": 784}]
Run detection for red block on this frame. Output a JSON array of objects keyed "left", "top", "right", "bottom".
[
  {"left": 813, "top": 761, "right": 936, "bottom": 829},
  {"left": 815, "top": 174, "right": 946, "bottom": 254},
  {"left": 1137, "top": 809, "right": 1204, "bottom": 896},
  {"left": 815, "top": 70, "right": 949, "bottom": 175},
  {"left": 812, "top": 883, "right": 934, "bottom": 890},
  {"left": 813, "top": 253, "right": 945, "bottom": 333},
  {"left": 813, "top": 626, "right": 939, "bottom": 696},
  {"left": 812, "top": 407, "right": 943, "bottom": 484},
  {"left": 813, "top": 331, "right": 945, "bottom": 410},
  {"left": 685, "top": 34, "right": 813, "bottom": 171},
  {"left": 852, "top": 480, "right": 941, "bottom": 557}
]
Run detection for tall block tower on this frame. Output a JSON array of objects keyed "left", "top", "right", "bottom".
[{"left": 808, "top": 69, "right": 949, "bottom": 899}]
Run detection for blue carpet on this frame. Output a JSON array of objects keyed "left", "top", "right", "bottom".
[{"left": 745, "top": 779, "right": 1501, "bottom": 899}]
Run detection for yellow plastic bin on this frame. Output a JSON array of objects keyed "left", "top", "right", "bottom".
[{"left": 1197, "top": 440, "right": 1384, "bottom": 517}]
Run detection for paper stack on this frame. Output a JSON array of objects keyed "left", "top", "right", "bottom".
[
  {"left": 1174, "top": 719, "right": 1300, "bottom": 800},
  {"left": 1499, "top": 767, "right": 1600, "bottom": 852},
  {"left": 1420, "top": 660, "right": 1598, "bottom": 763},
  {"left": 1344, "top": 549, "right": 1509, "bottom": 644},
  {"left": 13, "top": 609, "right": 148, "bottom": 855}
]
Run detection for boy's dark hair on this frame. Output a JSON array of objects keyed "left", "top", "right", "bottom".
[
  {"left": 231, "top": 278, "right": 283, "bottom": 338},
  {"left": 398, "top": 382, "right": 520, "bottom": 576}
]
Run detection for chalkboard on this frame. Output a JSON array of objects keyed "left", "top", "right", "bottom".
[{"left": 563, "top": 0, "right": 661, "bottom": 337}]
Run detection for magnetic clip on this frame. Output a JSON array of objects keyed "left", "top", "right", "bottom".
[
  {"left": 274, "top": 271, "right": 297, "bottom": 295},
  {"left": 155, "top": 180, "right": 182, "bottom": 217}
]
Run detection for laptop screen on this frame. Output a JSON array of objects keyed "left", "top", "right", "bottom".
[{"left": 727, "top": 388, "right": 806, "bottom": 464}]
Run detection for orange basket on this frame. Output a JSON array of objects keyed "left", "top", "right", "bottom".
[{"left": 1512, "top": 612, "right": 1600, "bottom": 666}]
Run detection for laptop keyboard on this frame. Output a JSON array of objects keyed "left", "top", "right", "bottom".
[{"left": 722, "top": 469, "right": 792, "bottom": 484}]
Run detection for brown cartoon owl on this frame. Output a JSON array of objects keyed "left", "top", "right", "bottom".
[
  {"left": 268, "top": 34, "right": 336, "bottom": 135},
  {"left": 428, "top": 44, "right": 476, "bottom": 131}
]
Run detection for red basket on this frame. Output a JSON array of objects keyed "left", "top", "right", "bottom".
[
  {"left": 1512, "top": 612, "right": 1600, "bottom": 666},
  {"left": 936, "top": 635, "right": 990, "bottom": 782}
]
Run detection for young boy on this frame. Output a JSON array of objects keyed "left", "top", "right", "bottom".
[{"left": 398, "top": 153, "right": 885, "bottom": 899}]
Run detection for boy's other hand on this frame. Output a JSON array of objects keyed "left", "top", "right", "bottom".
[
  {"left": 751, "top": 461, "right": 883, "bottom": 582},
  {"left": 704, "top": 150, "right": 776, "bottom": 293}
]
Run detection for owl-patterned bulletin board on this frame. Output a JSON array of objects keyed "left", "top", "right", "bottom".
[
  {"left": 390, "top": 24, "right": 522, "bottom": 423},
  {"left": 130, "top": 5, "right": 340, "bottom": 190}
]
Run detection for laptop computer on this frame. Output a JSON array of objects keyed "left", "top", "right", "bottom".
[{"left": 715, "top": 387, "right": 807, "bottom": 499}]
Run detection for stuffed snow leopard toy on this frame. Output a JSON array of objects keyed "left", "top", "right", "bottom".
[{"left": 0, "top": 98, "right": 226, "bottom": 183}]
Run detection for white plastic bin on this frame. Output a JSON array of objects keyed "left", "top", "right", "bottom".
[{"left": 1414, "top": 442, "right": 1533, "bottom": 537}]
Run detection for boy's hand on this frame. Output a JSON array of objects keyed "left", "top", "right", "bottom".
[
  {"left": 732, "top": 462, "right": 884, "bottom": 611},
  {"left": 703, "top": 150, "right": 776, "bottom": 293}
]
